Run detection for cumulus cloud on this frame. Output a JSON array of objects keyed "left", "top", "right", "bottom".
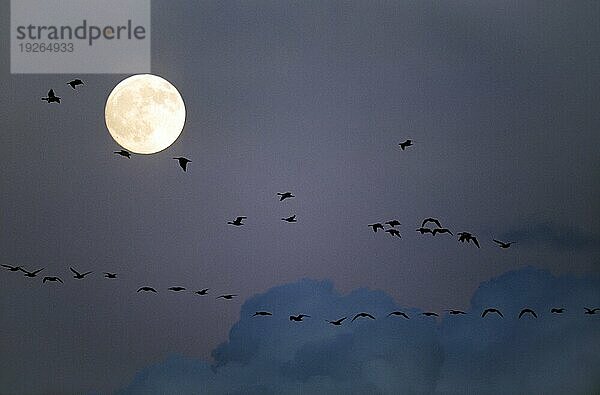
[{"left": 117, "top": 267, "right": 600, "bottom": 395}]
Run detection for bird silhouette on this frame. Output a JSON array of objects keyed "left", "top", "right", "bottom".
[
  {"left": 369, "top": 223, "right": 384, "bottom": 232},
  {"left": 445, "top": 310, "right": 466, "bottom": 315},
  {"left": 228, "top": 216, "right": 247, "bottom": 226},
  {"left": 416, "top": 227, "right": 433, "bottom": 235},
  {"left": 217, "top": 294, "right": 237, "bottom": 300},
  {"left": 70, "top": 267, "right": 92, "bottom": 279},
  {"left": 458, "top": 232, "right": 480, "bottom": 248},
  {"left": 43, "top": 276, "right": 63, "bottom": 284},
  {"left": 1, "top": 264, "right": 23, "bottom": 272},
  {"left": 168, "top": 286, "right": 186, "bottom": 292},
  {"left": 352, "top": 312, "right": 376, "bottom": 321},
  {"left": 67, "top": 79, "right": 84, "bottom": 89},
  {"left": 387, "top": 311, "right": 410, "bottom": 319},
  {"left": 385, "top": 229, "right": 401, "bottom": 238},
  {"left": 21, "top": 268, "right": 44, "bottom": 277},
  {"left": 137, "top": 286, "right": 157, "bottom": 293},
  {"left": 519, "top": 308, "right": 538, "bottom": 318},
  {"left": 104, "top": 272, "right": 117, "bottom": 279},
  {"left": 173, "top": 157, "right": 191, "bottom": 171},
  {"left": 195, "top": 288, "right": 209, "bottom": 295},
  {"left": 277, "top": 192, "right": 295, "bottom": 201},
  {"left": 584, "top": 307, "right": 599, "bottom": 315},
  {"left": 432, "top": 228, "right": 453, "bottom": 236},
  {"left": 290, "top": 314, "right": 310, "bottom": 321},
  {"left": 482, "top": 308, "right": 503, "bottom": 318},
  {"left": 282, "top": 215, "right": 297, "bottom": 223},
  {"left": 41, "top": 89, "right": 60, "bottom": 103},
  {"left": 493, "top": 239, "right": 515, "bottom": 249},
  {"left": 422, "top": 312, "right": 439, "bottom": 317},
  {"left": 114, "top": 150, "right": 131, "bottom": 158},
  {"left": 385, "top": 220, "right": 401, "bottom": 227},
  {"left": 326, "top": 317, "right": 347, "bottom": 325},
  {"left": 253, "top": 311, "right": 273, "bottom": 317},
  {"left": 422, "top": 218, "right": 442, "bottom": 228},
  {"left": 550, "top": 308, "right": 565, "bottom": 314},
  {"left": 398, "top": 139, "right": 413, "bottom": 150}
]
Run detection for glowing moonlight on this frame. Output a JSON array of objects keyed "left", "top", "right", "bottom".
[{"left": 105, "top": 74, "right": 186, "bottom": 154}]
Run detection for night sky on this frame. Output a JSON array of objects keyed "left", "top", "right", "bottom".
[{"left": 1, "top": 1, "right": 599, "bottom": 394}]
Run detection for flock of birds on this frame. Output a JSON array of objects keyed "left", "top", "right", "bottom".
[{"left": 30, "top": 80, "right": 598, "bottom": 326}]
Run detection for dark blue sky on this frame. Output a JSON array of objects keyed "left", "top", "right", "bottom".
[{"left": 0, "top": 1, "right": 598, "bottom": 393}]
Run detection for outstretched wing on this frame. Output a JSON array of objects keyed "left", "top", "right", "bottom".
[{"left": 70, "top": 267, "right": 81, "bottom": 276}]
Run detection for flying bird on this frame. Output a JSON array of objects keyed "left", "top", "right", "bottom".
[
  {"left": 398, "top": 139, "right": 413, "bottom": 150},
  {"left": 422, "top": 312, "right": 439, "bottom": 317},
  {"left": 482, "top": 308, "right": 503, "bottom": 318},
  {"left": 387, "top": 311, "right": 410, "bottom": 319},
  {"left": 21, "top": 268, "right": 44, "bottom": 277},
  {"left": 458, "top": 232, "right": 480, "bottom": 248},
  {"left": 385, "top": 220, "right": 401, "bottom": 227},
  {"left": 445, "top": 310, "right": 467, "bottom": 315},
  {"left": 253, "top": 311, "right": 273, "bottom": 317},
  {"left": 228, "top": 216, "right": 247, "bottom": 226},
  {"left": 41, "top": 89, "right": 60, "bottom": 103},
  {"left": 168, "top": 286, "right": 186, "bottom": 292},
  {"left": 519, "top": 308, "right": 538, "bottom": 318},
  {"left": 104, "top": 272, "right": 117, "bottom": 279},
  {"left": 432, "top": 228, "right": 453, "bottom": 236},
  {"left": 114, "top": 150, "right": 131, "bottom": 158},
  {"left": 422, "top": 218, "right": 442, "bottom": 228},
  {"left": 173, "top": 157, "right": 191, "bottom": 171},
  {"left": 584, "top": 307, "right": 599, "bottom": 315},
  {"left": 70, "top": 267, "right": 92, "bottom": 279},
  {"left": 326, "top": 317, "right": 347, "bottom": 325},
  {"left": 352, "top": 312, "right": 376, "bottom": 321},
  {"left": 277, "top": 192, "right": 295, "bottom": 201},
  {"left": 385, "top": 229, "right": 401, "bottom": 238},
  {"left": 1, "top": 264, "right": 23, "bottom": 272},
  {"left": 290, "top": 314, "right": 310, "bottom": 322},
  {"left": 281, "top": 215, "right": 297, "bottom": 223},
  {"left": 368, "top": 223, "right": 384, "bottom": 232},
  {"left": 43, "top": 276, "right": 63, "bottom": 284},
  {"left": 416, "top": 227, "right": 433, "bottom": 235},
  {"left": 550, "top": 308, "right": 565, "bottom": 314},
  {"left": 493, "top": 239, "right": 515, "bottom": 249},
  {"left": 137, "top": 286, "right": 157, "bottom": 293},
  {"left": 195, "top": 288, "right": 209, "bottom": 295},
  {"left": 67, "top": 79, "right": 84, "bottom": 89},
  {"left": 217, "top": 294, "right": 237, "bottom": 300}
]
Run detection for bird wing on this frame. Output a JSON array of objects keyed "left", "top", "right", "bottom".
[
  {"left": 472, "top": 237, "right": 480, "bottom": 248},
  {"left": 497, "top": 310, "right": 504, "bottom": 317},
  {"left": 43, "top": 277, "right": 49, "bottom": 283},
  {"left": 351, "top": 314, "right": 360, "bottom": 321},
  {"left": 482, "top": 309, "right": 489, "bottom": 317},
  {"left": 32, "top": 268, "right": 44, "bottom": 274},
  {"left": 48, "top": 89, "right": 55, "bottom": 97},
  {"left": 58, "top": 277, "right": 63, "bottom": 283},
  {"left": 70, "top": 267, "right": 81, "bottom": 276},
  {"left": 82, "top": 271, "right": 92, "bottom": 277},
  {"left": 519, "top": 310, "right": 525, "bottom": 318},
  {"left": 1, "top": 264, "right": 13, "bottom": 269}
]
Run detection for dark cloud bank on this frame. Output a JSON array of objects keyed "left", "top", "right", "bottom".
[{"left": 116, "top": 267, "right": 599, "bottom": 395}]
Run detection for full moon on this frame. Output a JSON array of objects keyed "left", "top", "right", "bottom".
[{"left": 105, "top": 74, "right": 186, "bottom": 154}]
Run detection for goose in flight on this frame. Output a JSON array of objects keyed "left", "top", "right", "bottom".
[
  {"left": 114, "top": 150, "right": 131, "bottom": 158},
  {"left": 326, "top": 317, "right": 347, "bottom": 325},
  {"left": 416, "top": 227, "right": 433, "bottom": 235},
  {"left": 1, "top": 264, "right": 23, "bottom": 272},
  {"left": 432, "top": 228, "right": 453, "bottom": 236},
  {"left": 352, "top": 312, "right": 376, "bottom": 321},
  {"left": 584, "top": 307, "right": 599, "bottom": 315},
  {"left": 217, "top": 294, "right": 237, "bottom": 300},
  {"left": 368, "top": 223, "right": 384, "bottom": 232},
  {"left": 137, "top": 286, "right": 157, "bottom": 293},
  {"left": 104, "top": 272, "right": 117, "bottom": 279},
  {"left": 277, "top": 192, "right": 294, "bottom": 201},
  {"left": 458, "top": 232, "right": 480, "bottom": 248},
  {"left": 445, "top": 309, "right": 466, "bottom": 315},
  {"left": 70, "top": 267, "right": 92, "bottom": 279},
  {"left": 482, "top": 308, "right": 503, "bottom": 318},
  {"left": 67, "top": 79, "right": 84, "bottom": 89},
  {"left": 282, "top": 215, "right": 297, "bottom": 223},
  {"left": 228, "top": 216, "right": 247, "bottom": 226},
  {"left": 550, "top": 308, "right": 565, "bottom": 314},
  {"left": 41, "top": 89, "right": 60, "bottom": 103},
  {"left": 518, "top": 308, "right": 537, "bottom": 318},
  {"left": 385, "top": 220, "right": 401, "bottom": 227},
  {"left": 398, "top": 139, "right": 413, "bottom": 150},
  {"left": 253, "top": 311, "right": 273, "bottom": 317},
  {"left": 43, "top": 276, "right": 63, "bottom": 284},
  {"left": 387, "top": 311, "right": 410, "bottom": 319},
  {"left": 173, "top": 157, "right": 191, "bottom": 171},
  {"left": 195, "top": 288, "right": 209, "bottom": 295},
  {"left": 290, "top": 314, "right": 310, "bottom": 322},
  {"left": 385, "top": 229, "right": 401, "bottom": 238},
  {"left": 168, "top": 286, "right": 186, "bottom": 292},
  {"left": 21, "top": 268, "right": 44, "bottom": 277},
  {"left": 422, "top": 218, "right": 442, "bottom": 228},
  {"left": 493, "top": 239, "right": 515, "bottom": 249}
]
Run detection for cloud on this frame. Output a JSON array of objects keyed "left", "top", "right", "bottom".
[{"left": 117, "top": 268, "right": 600, "bottom": 394}]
